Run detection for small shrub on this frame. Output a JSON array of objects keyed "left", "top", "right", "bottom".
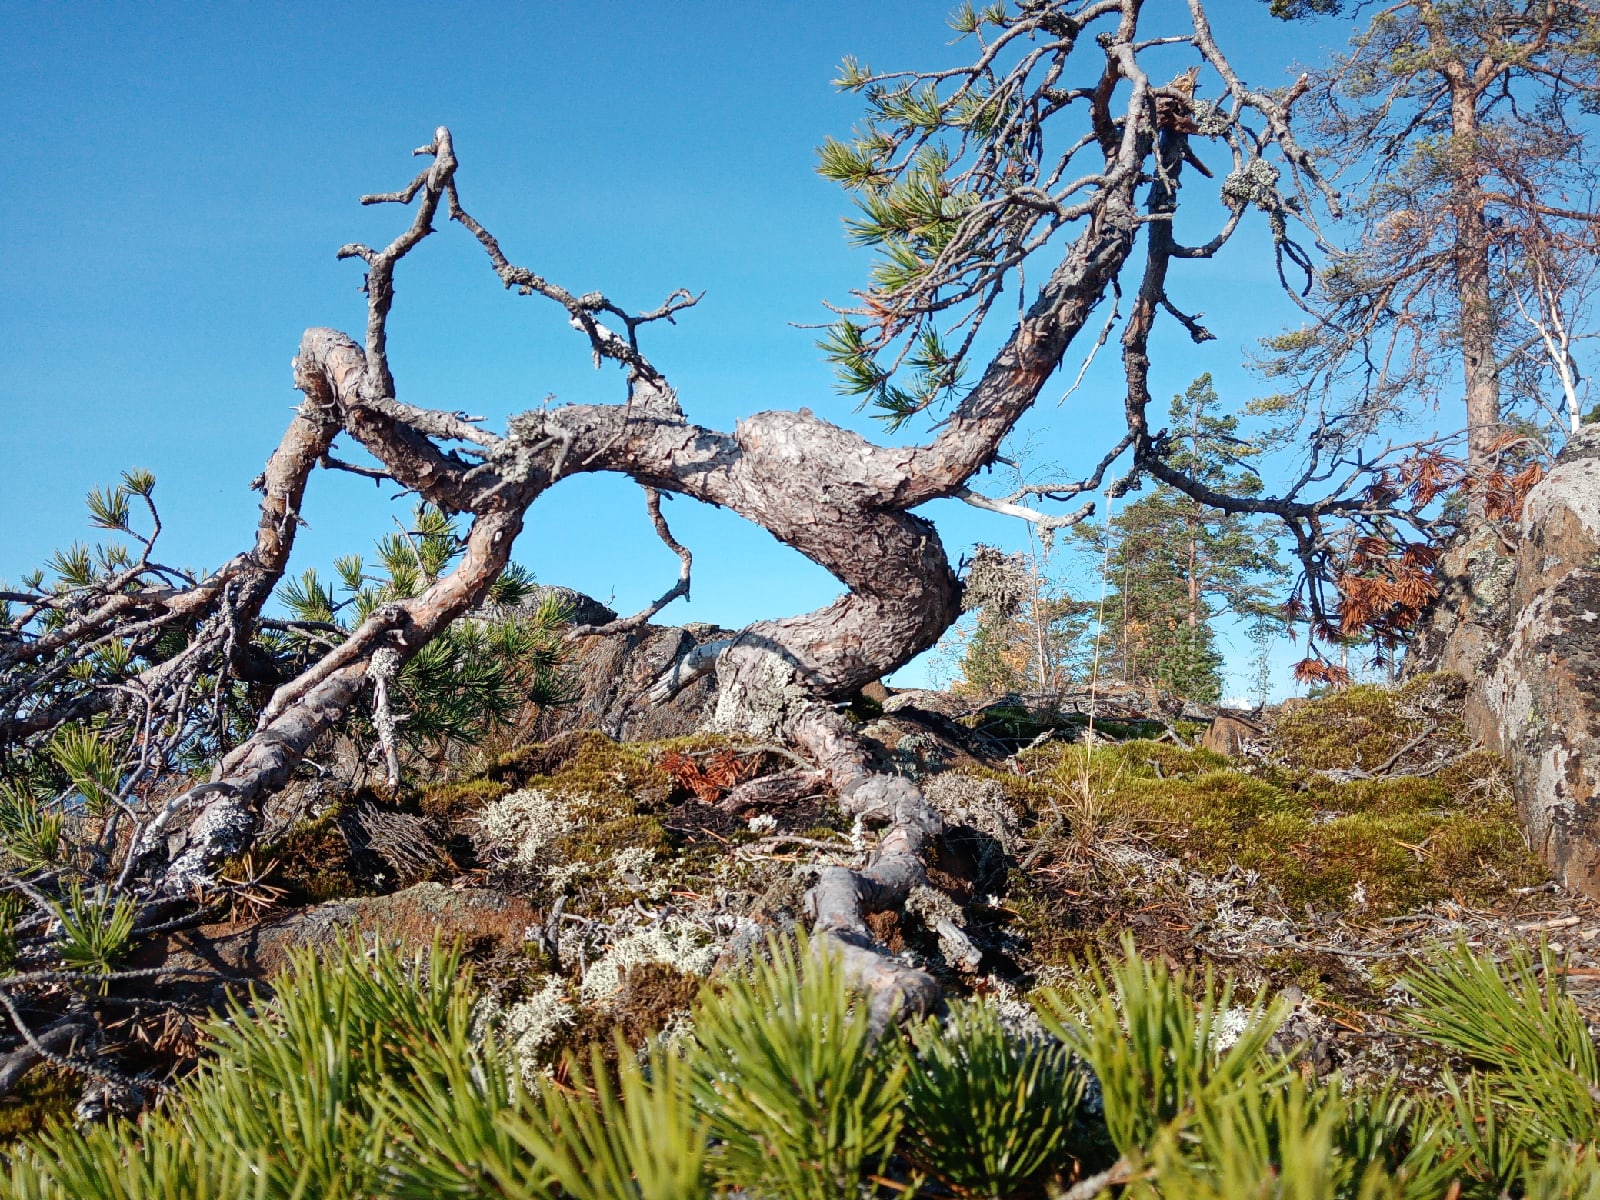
[
  {"left": 506, "top": 1039, "right": 709, "bottom": 1200},
  {"left": 14, "top": 934, "right": 1600, "bottom": 1200},
  {"left": 6, "top": 938, "right": 483, "bottom": 1199},
  {"left": 900, "top": 998, "right": 1086, "bottom": 1197},
  {"left": 1402, "top": 941, "right": 1600, "bottom": 1144},
  {"left": 1033, "top": 935, "right": 1291, "bottom": 1156},
  {"left": 1133, "top": 1073, "right": 1400, "bottom": 1200},
  {"left": 685, "top": 934, "right": 905, "bottom": 1200},
  {"left": 51, "top": 883, "right": 135, "bottom": 979},
  {"left": 0, "top": 785, "right": 64, "bottom": 868}
]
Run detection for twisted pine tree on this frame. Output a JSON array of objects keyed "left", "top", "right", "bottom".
[{"left": 0, "top": 0, "right": 1466, "bottom": 1019}]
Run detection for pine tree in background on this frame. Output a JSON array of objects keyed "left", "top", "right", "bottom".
[
  {"left": 1079, "top": 377, "right": 1286, "bottom": 703},
  {"left": 943, "top": 541, "right": 1094, "bottom": 701},
  {"left": 953, "top": 583, "right": 1094, "bottom": 700},
  {"left": 1263, "top": 0, "right": 1600, "bottom": 511},
  {"left": 1245, "top": 611, "right": 1287, "bottom": 710}
]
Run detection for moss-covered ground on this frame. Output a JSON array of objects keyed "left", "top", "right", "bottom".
[
  {"left": 44, "top": 671, "right": 1570, "bottom": 1129},
  {"left": 993, "top": 729, "right": 1537, "bottom": 930},
  {"left": 0, "top": 1072, "right": 75, "bottom": 1145},
  {"left": 985, "top": 677, "right": 1540, "bottom": 978}
]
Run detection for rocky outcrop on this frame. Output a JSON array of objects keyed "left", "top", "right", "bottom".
[
  {"left": 1403, "top": 523, "right": 1517, "bottom": 684},
  {"left": 502, "top": 590, "right": 727, "bottom": 742},
  {"left": 148, "top": 884, "right": 541, "bottom": 981},
  {"left": 539, "top": 621, "right": 727, "bottom": 741},
  {"left": 1200, "top": 709, "right": 1266, "bottom": 758},
  {"left": 1416, "top": 426, "right": 1600, "bottom": 896}
]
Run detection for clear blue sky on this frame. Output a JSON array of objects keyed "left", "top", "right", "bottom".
[{"left": 2, "top": 1, "right": 1359, "bottom": 697}]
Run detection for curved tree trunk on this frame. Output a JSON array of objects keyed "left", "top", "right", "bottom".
[
  {"left": 155, "top": 168, "right": 1147, "bottom": 996},
  {"left": 117, "top": 0, "right": 1327, "bottom": 1014}
]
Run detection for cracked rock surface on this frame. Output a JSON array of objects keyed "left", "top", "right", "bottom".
[{"left": 1416, "top": 426, "right": 1600, "bottom": 896}]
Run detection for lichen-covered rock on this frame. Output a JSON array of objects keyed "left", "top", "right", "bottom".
[
  {"left": 151, "top": 883, "right": 541, "bottom": 980},
  {"left": 481, "top": 586, "right": 726, "bottom": 740},
  {"left": 859, "top": 711, "right": 988, "bottom": 777},
  {"left": 1405, "top": 522, "right": 1518, "bottom": 683},
  {"left": 1468, "top": 426, "right": 1600, "bottom": 895},
  {"left": 532, "top": 611, "right": 728, "bottom": 742}
]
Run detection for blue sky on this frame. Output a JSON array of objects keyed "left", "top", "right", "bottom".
[{"left": 1, "top": 1, "right": 1360, "bottom": 697}]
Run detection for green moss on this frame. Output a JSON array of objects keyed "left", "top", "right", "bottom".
[
  {"left": 263, "top": 805, "right": 374, "bottom": 904},
  {"left": 1292, "top": 812, "right": 1521, "bottom": 913},
  {"left": 1116, "top": 741, "right": 1232, "bottom": 779},
  {"left": 563, "top": 962, "right": 706, "bottom": 1065},
  {"left": 964, "top": 703, "right": 1067, "bottom": 742},
  {"left": 1009, "top": 720, "right": 1543, "bottom": 918},
  {"left": 1256, "top": 949, "right": 1327, "bottom": 994},
  {"left": 1091, "top": 717, "right": 1171, "bottom": 741},
  {"left": 1114, "top": 764, "right": 1542, "bottom": 916},
  {"left": 1012, "top": 738, "right": 1230, "bottom": 792},
  {"left": 549, "top": 814, "right": 671, "bottom": 868},
  {"left": 612, "top": 961, "right": 704, "bottom": 1039},
  {"left": 1270, "top": 673, "right": 1467, "bottom": 773},
  {"left": 1125, "top": 768, "right": 1303, "bottom": 830},
  {"left": 1006, "top": 882, "right": 1090, "bottom": 968},
  {"left": 483, "top": 731, "right": 674, "bottom": 810},
  {"left": 1433, "top": 748, "right": 1514, "bottom": 799},
  {"left": 0, "top": 1069, "right": 77, "bottom": 1146},
  {"left": 796, "top": 824, "right": 845, "bottom": 842},
  {"left": 1298, "top": 773, "right": 1454, "bottom": 815},
  {"left": 1254, "top": 948, "right": 1381, "bottom": 1007},
  {"left": 419, "top": 777, "right": 509, "bottom": 822},
  {"left": 424, "top": 731, "right": 799, "bottom": 845}
]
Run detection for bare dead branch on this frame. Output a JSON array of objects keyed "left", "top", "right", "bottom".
[{"left": 570, "top": 488, "right": 693, "bottom": 637}]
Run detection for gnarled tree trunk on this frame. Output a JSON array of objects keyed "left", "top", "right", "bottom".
[{"left": 8, "top": 0, "right": 1333, "bottom": 1022}]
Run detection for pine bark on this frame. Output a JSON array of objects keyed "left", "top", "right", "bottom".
[{"left": 1450, "top": 77, "right": 1502, "bottom": 517}]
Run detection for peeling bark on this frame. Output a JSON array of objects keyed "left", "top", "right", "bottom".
[
  {"left": 0, "top": 392, "right": 338, "bottom": 748},
  {"left": 145, "top": 334, "right": 538, "bottom": 891}
]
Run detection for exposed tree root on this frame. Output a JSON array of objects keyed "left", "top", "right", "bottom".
[
  {"left": 0, "top": 1018, "right": 94, "bottom": 1099},
  {"left": 716, "top": 769, "right": 830, "bottom": 814},
  {"left": 781, "top": 706, "right": 946, "bottom": 1025}
]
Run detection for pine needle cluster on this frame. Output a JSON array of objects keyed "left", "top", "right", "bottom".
[
  {"left": 271, "top": 502, "right": 574, "bottom": 758},
  {"left": 9, "top": 932, "right": 1600, "bottom": 1198}
]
